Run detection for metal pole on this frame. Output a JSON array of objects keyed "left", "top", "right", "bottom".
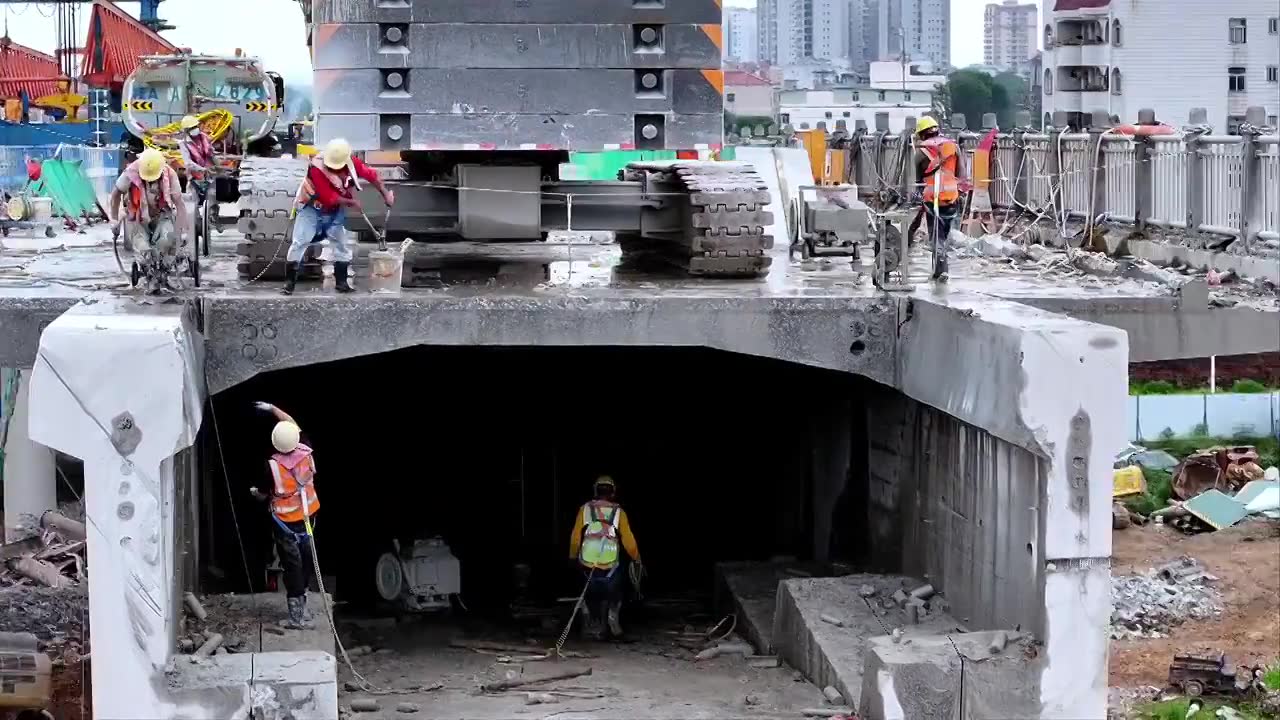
[{"left": 1209, "top": 355, "right": 1216, "bottom": 394}]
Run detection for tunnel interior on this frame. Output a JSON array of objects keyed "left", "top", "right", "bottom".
[
  {"left": 199, "top": 343, "right": 1048, "bottom": 641},
  {"left": 200, "top": 346, "right": 889, "bottom": 614}
]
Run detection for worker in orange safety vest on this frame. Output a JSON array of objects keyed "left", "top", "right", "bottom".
[
  {"left": 913, "top": 116, "right": 962, "bottom": 282},
  {"left": 569, "top": 476, "right": 642, "bottom": 640},
  {"left": 249, "top": 401, "right": 320, "bottom": 629}
]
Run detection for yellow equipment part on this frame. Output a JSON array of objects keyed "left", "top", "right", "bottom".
[
  {"left": 142, "top": 109, "right": 235, "bottom": 164},
  {"left": 32, "top": 92, "right": 88, "bottom": 122},
  {"left": 1112, "top": 465, "right": 1146, "bottom": 498}
]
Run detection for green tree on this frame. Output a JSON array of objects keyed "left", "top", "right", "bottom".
[{"left": 936, "top": 69, "right": 1016, "bottom": 131}]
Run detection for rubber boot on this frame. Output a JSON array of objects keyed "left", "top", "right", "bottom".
[
  {"left": 334, "top": 262, "right": 354, "bottom": 293},
  {"left": 606, "top": 602, "right": 624, "bottom": 638},
  {"left": 281, "top": 261, "right": 299, "bottom": 295},
  {"left": 282, "top": 596, "right": 312, "bottom": 629}
]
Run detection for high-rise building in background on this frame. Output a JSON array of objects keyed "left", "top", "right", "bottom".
[
  {"left": 725, "top": 8, "right": 760, "bottom": 63},
  {"left": 984, "top": 1, "right": 1037, "bottom": 72},
  {"left": 862, "top": 0, "right": 951, "bottom": 69},
  {"left": 757, "top": 0, "right": 851, "bottom": 65}
]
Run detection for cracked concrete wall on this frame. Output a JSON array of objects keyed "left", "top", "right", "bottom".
[
  {"left": 201, "top": 295, "right": 900, "bottom": 394},
  {"left": 894, "top": 296, "right": 1127, "bottom": 719}
]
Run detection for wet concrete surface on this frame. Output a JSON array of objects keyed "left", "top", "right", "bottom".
[{"left": 2, "top": 219, "right": 1276, "bottom": 382}]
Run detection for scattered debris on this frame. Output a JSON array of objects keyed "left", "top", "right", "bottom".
[
  {"left": 525, "top": 693, "right": 559, "bottom": 705},
  {"left": 480, "top": 667, "right": 592, "bottom": 693},
  {"left": 396, "top": 701, "right": 420, "bottom": 714},
  {"left": 819, "top": 613, "right": 844, "bottom": 627},
  {"left": 802, "top": 706, "right": 854, "bottom": 717},
  {"left": 183, "top": 592, "right": 208, "bottom": 622},
  {"left": 1183, "top": 490, "right": 1249, "bottom": 531},
  {"left": 744, "top": 694, "right": 762, "bottom": 706},
  {"left": 822, "top": 686, "right": 844, "bottom": 705},
  {"left": 1111, "top": 557, "right": 1223, "bottom": 639},
  {"left": 192, "top": 633, "right": 223, "bottom": 659},
  {"left": 856, "top": 584, "right": 876, "bottom": 598},
  {"left": 349, "top": 698, "right": 380, "bottom": 713},
  {"left": 693, "top": 641, "right": 753, "bottom": 662},
  {"left": 747, "top": 655, "right": 781, "bottom": 668}
]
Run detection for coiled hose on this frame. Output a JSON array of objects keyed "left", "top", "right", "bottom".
[{"left": 142, "top": 109, "right": 235, "bottom": 163}]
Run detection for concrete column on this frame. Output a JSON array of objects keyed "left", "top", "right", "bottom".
[
  {"left": 809, "top": 397, "right": 851, "bottom": 565},
  {"left": 2, "top": 368, "right": 56, "bottom": 542},
  {"left": 1132, "top": 108, "right": 1156, "bottom": 234},
  {"left": 1012, "top": 130, "right": 1030, "bottom": 209},
  {"left": 898, "top": 120, "right": 916, "bottom": 199},
  {"left": 1046, "top": 125, "right": 1065, "bottom": 222},
  {"left": 1237, "top": 106, "right": 1266, "bottom": 251},
  {"left": 1184, "top": 112, "right": 1205, "bottom": 235}
]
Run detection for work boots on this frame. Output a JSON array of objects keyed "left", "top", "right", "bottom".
[
  {"left": 606, "top": 602, "right": 624, "bottom": 638},
  {"left": 281, "top": 261, "right": 299, "bottom": 295},
  {"left": 283, "top": 596, "right": 313, "bottom": 630},
  {"left": 334, "top": 262, "right": 353, "bottom": 293}
]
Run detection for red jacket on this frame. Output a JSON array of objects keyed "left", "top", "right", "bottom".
[{"left": 304, "top": 157, "right": 380, "bottom": 212}]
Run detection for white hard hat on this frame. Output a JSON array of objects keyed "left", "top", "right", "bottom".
[
  {"left": 180, "top": 114, "right": 201, "bottom": 131},
  {"left": 322, "top": 138, "right": 352, "bottom": 171},
  {"left": 271, "top": 421, "right": 301, "bottom": 453}
]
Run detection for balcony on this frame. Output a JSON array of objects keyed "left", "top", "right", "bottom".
[
  {"left": 1053, "top": 18, "right": 1108, "bottom": 64},
  {"left": 1057, "top": 65, "right": 1110, "bottom": 93}
]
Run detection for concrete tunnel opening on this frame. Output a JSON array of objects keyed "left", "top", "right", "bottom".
[
  {"left": 188, "top": 343, "right": 1053, "bottom": 716},
  {"left": 201, "top": 346, "right": 882, "bottom": 607}
]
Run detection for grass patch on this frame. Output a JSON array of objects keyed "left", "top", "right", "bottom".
[
  {"left": 1264, "top": 664, "right": 1280, "bottom": 692},
  {"left": 1135, "top": 698, "right": 1266, "bottom": 720},
  {"left": 1124, "top": 468, "right": 1173, "bottom": 516},
  {"left": 1142, "top": 435, "right": 1279, "bottom": 470},
  {"left": 1129, "top": 379, "right": 1279, "bottom": 396}
]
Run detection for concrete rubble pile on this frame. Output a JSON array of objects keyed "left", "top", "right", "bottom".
[
  {"left": 0, "top": 509, "right": 86, "bottom": 590},
  {"left": 1110, "top": 557, "right": 1223, "bottom": 639}
]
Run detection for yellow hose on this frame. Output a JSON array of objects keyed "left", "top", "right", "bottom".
[{"left": 142, "top": 109, "right": 235, "bottom": 163}]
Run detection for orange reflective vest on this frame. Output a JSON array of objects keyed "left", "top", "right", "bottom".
[
  {"left": 269, "top": 452, "right": 320, "bottom": 523},
  {"left": 920, "top": 136, "right": 960, "bottom": 205}
]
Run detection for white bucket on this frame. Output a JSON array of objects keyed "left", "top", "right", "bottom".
[
  {"left": 28, "top": 197, "right": 53, "bottom": 221},
  {"left": 368, "top": 250, "right": 403, "bottom": 293}
]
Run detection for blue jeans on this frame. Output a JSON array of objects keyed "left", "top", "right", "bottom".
[
  {"left": 925, "top": 202, "right": 957, "bottom": 277},
  {"left": 288, "top": 205, "right": 351, "bottom": 263},
  {"left": 584, "top": 566, "right": 623, "bottom": 620}
]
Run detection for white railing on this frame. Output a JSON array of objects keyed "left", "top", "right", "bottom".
[{"left": 845, "top": 126, "right": 1280, "bottom": 250}]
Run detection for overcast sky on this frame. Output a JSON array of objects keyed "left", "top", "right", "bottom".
[{"left": 2, "top": 0, "right": 1016, "bottom": 85}]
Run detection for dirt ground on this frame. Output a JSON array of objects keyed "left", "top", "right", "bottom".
[
  {"left": 1110, "top": 518, "right": 1280, "bottom": 688},
  {"left": 337, "top": 606, "right": 826, "bottom": 720}
]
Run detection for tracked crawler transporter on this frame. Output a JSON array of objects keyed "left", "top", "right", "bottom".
[{"left": 236, "top": 0, "right": 773, "bottom": 280}]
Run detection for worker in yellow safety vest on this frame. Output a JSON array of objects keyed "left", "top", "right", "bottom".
[
  {"left": 913, "top": 116, "right": 963, "bottom": 282},
  {"left": 249, "top": 402, "right": 320, "bottom": 629},
  {"left": 569, "top": 476, "right": 642, "bottom": 640}
]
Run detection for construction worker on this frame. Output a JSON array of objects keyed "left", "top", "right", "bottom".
[
  {"left": 249, "top": 402, "right": 319, "bottom": 630},
  {"left": 109, "top": 147, "right": 189, "bottom": 294},
  {"left": 913, "top": 116, "right": 962, "bottom": 282},
  {"left": 283, "top": 138, "right": 395, "bottom": 295},
  {"left": 568, "top": 476, "right": 641, "bottom": 640},
  {"left": 177, "top": 115, "right": 216, "bottom": 208}
]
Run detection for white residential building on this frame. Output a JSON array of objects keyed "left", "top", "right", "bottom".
[
  {"left": 868, "top": 60, "right": 946, "bottom": 91},
  {"left": 779, "top": 86, "right": 934, "bottom": 132},
  {"left": 984, "top": 1, "right": 1037, "bottom": 71},
  {"left": 757, "top": 0, "right": 851, "bottom": 65},
  {"left": 863, "top": 0, "right": 951, "bottom": 69},
  {"left": 725, "top": 8, "right": 760, "bottom": 63},
  {"left": 1041, "top": 0, "right": 1280, "bottom": 132}
]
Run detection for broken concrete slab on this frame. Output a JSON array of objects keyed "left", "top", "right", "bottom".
[
  {"left": 203, "top": 592, "right": 336, "bottom": 657},
  {"left": 857, "top": 631, "right": 1040, "bottom": 720},
  {"left": 168, "top": 650, "right": 337, "bottom": 720},
  {"left": 771, "top": 574, "right": 962, "bottom": 707}
]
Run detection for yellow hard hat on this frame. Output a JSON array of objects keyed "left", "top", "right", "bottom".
[
  {"left": 137, "top": 148, "right": 166, "bottom": 182},
  {"left": 271, "top": 421, "right": 301, "bottom": 453},
  {"left": 595, "top": 475, "right": 615, "bottom": 488},
  {"left": 180, "top": 114, "right": 200, "bottom": 131},
  {"left": 322, "top": 138, "right": 353, "bottom": 170},
  {"left": 915, "top": 116, "right": 940, "bottom": 134}
]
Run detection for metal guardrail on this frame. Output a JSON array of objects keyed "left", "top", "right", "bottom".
[{"left": 846, "top": 126, "right": 1280, "bottom": 250}]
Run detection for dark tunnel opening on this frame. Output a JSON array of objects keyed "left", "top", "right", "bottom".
[{"left": 199, "top": 346, "right": 881, "bottom": 615}]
